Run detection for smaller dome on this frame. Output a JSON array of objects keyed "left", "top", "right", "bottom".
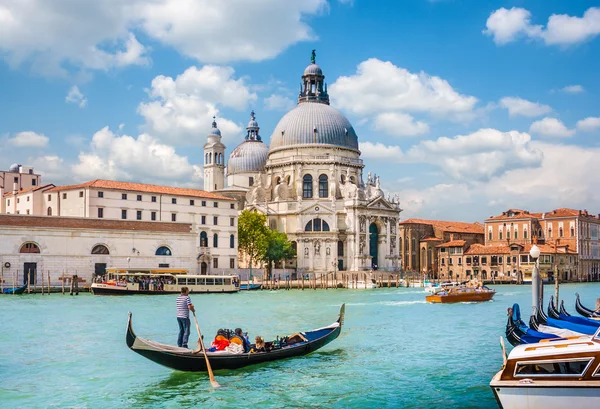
[
  {"left": 304, "top": 63, "right": 323, "bottom": 76},
  {"left": 209, "top": 117, "right": 221, "bottom": 136},
  {"left": 227, "top": 140, "right": 269, "bottom": 175},
  {"left": 247, "top": 119, "right": 259, "bottom": 129},
  {"left": 9, "top": 163, "right": 20, "bottom": 172}
]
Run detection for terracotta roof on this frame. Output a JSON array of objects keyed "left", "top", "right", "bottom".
[
  {"left": 464, "top": 243, "right": 577, "bottom": 256},
  {"left": 0, "top": 214, "right": 193, "bottom": 233},
  {"left": 437, "top": 240, "right": 466, "bottom": 248},
  {"left": 487, "top": 207, "right": 599, "bottom": 221},
  {"left": 464, "top": 244, "right": 511, "bottom": 255},
  {"left": 46, "top": 180, "right": 234, "bottom": 201},
  {"left": 399, "top": 218, "right": 484, "bottom": 234},
  {"left": 3, "top": 184, "right": 55, "bottom": 198},
  {"left": 486, "top": 209, "right": 543, "bottom": 221},
  {"left": 420, "top": 236, "right": 442, "bottom": 242}
]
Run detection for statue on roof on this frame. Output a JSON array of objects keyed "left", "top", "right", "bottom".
[{"left": 311, "top": 49, "right": 316, "bottom": 64}]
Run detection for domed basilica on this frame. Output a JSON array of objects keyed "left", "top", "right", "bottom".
[{"left": 203, "top": 53, "right": 402, "bottom": 273}]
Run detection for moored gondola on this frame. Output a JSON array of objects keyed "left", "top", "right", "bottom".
[
  {"left": 126, "top": 304, "right": 345, "bottom": 372},
  {"left": 505, "top": 304, "right": 559, "bottom": 347},
  {"left": 2, "top": 284, "right": 27, "bottom": 295},
  {"left": 538, "top": 301, "right": 598, "bottom": 335},
  {"left": 548, "top": 296, "right": 561, "bottom": 319},
  {"left": 575, "top": 293, "right": 600, "bottom": 319},
  {"left": 559, "top": 299, "right": 571, "bottom": 317}
]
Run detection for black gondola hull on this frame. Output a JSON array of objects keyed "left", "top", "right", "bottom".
[{"left": 126, "top": 305, "right": 345, "bottom": 372}]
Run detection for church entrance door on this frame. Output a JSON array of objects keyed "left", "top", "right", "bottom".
[{"left": 369, "top": 223, "right": 379, "bottom": 269}]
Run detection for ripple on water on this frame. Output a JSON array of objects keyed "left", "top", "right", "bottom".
[{"left": 2, "top": 283, "right": 600, "bottom": 408}]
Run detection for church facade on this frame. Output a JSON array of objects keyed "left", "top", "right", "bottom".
[{"left": 206, "top": 54, "right": 402, "bottom": 274}]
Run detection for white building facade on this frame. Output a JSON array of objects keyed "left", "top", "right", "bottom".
[{"left": 206, "top": 54, "right": 403, "bottom": 274}]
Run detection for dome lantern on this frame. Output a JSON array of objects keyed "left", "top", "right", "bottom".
[{"left": 298, "top": 49, "right": 329, "bottom": 105}]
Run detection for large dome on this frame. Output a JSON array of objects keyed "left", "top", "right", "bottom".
[
  {"left": 269, "top": 103, "right": 359, "bottom": 151},
  {"left": 227, "top": 140, "right": 269, "bottom": 175}
]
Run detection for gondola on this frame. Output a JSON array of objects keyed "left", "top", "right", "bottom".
[
  {"left": 575, "top": 293, "right": 600, "bottom": 319},
  {"left": 505, "top": 303, "right": 559, "bottom": 347},
  {"left": 529, "top": 306, "right": 584, "bottom": 338},
  {"left": 2, "top": 284, "right": 27, "bottom": 295},
  {"left": 559, "top": 299, "right": 571, "bottom": 317},
  {"left": 548, "top": 296, "right": 600, "bottom": 328},
  {"left": 536, "top": 302, "right": 597, "bottom": 335},
  {"left": 126, "top": 304, "right": 345, "bottom": 372}
]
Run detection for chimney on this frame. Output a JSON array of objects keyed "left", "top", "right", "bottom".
[{"left": 12, "top": 180, "right": 18, "bottom": 196}]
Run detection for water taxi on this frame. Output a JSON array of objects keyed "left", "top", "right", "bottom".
[
  {"left": 490, "top": 327, "right": 600, "bottom": 409},
  {"left": 425, "top": 286, "right": 495, "bottom": 303},
  {"left": 91, "top": 268, "right": 240, "bottom": 295}
]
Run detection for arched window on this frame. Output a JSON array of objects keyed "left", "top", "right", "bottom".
[
  {"left": 230, "top": 234, "right": 235, "bottom": 248},
  {"left": 291, "top": 241, "right": 297, "bottom": 255},
  {"left": 200, "top": 231, "right": 208, "bottom": 247},
  {"left": 91, "top": 244, "right": 109, "bottom": 255},
  {"left": 47, "top": 207, "right": 52, "bottom": 216},
  {"left": 337, "top": 240, "right": 344, "bottom": 257},
  {"left": 340, "top": 174, "right": 346, "bottom": 185},
  {"left": 285, "top": 175, "right": 291, "bottom": 185},
  {"left": 20, "top": 242, "right": 40, "bottom": 253},
  {"left": 213, "top": 233, "right": 218, "bottom": 248},
  {"left": 303, "top": 174, "right": 313, "bottom": 198},
  {"left": 304, "top": 218, "right": 330, "bottom": 232},
  {"left": 209, "top": 152, "right": 212, "bottom": 164},
  {"left": 275, "top": 177, "right": 281, "bottom": 185},
  {"left": 205, "top": 153, "right": 208, "bottom": 164},
  {"left": 559, "top": 227, "right": 564, "bottom": 237},
  {"left": 155, "top": 246, "right": 172, "bottom": 256},
  {"left": 318, "top": 174, "right": 328, "bottom": 198}
]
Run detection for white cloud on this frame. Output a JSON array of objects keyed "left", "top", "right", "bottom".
[
  {"left": 484, "top": 7, "right": 600, "bottom": 46},
  {"left": 359, "top": 141, "right": 404, "bottom": 161},
  {"left": 577, "top": 117, "right": 600, "bottom": 132},
  {"left": 330, "top": 58, "right": 478, "bottom": 121},
  {"left": 499, "top": 97, "right": 552, "bottom": 117},
  {"left": 138, "top": 65, "right": 256, "bottom": 145},
  {"left": 392, "top": 141, "right": 600, "bottom": 221},
  {"left": 0, "top": 0, "right": 326, "bottom": 76},
  {"left": 8, "top": 131, "right": 50, "bottom": 148},
  {"left": 65, "top": 86, "right": 87, "bottom": 108},
  {"left": 72, "top": 126, "right": 203, "bottom": 184},
  {"left": 264, "top": 94, "right": 295, "bottom": 112},
  {"left": 361, "top": 128, "right": 542, "bottom": 182},
  {"left": 373, "top": 112, "right": 430, "bottom": 137},
  {"left": 529, "top": 117, "right": 575, "bottom": 138},
  {"left": 561, "top": 85, "right": 584, "bottom": 94}
]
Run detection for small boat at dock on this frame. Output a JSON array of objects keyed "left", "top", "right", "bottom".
[
  {"left": 91, "top": 268, "right": 240, "bottom": 295},
  {"left": 126, "top": 304, "right": 345, "bottom": 372},
  {"left": 240, "top": 283, "right": 262, "bottom": 291},
  {"left": 2, "top": 284, "right": 27, "bottom": 295}
]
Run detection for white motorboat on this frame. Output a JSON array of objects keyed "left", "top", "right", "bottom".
[
  {"left": 424, "top": 281, "right": 462, "bottom": 294},
  {"left": 490, "top": 327, "right": 600, "bottom": 409}
]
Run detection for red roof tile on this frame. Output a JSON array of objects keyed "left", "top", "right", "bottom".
[
  {"left": 464, "top": 244, "right": 511, "bottom": 255},
  {"left": 3, "top": 184, "right": 55, "bottom": 197},
  {"left": 46, "top": 179, "right": 234, "bottom": 201},
  {"left": 437, "top": 240, "right": 466, "bottom": 248},
  {"left": 420, "top": 236, "right": 443, "bottom": 242},
  {"left": 399, "top": 218, "right": 484, "bottom": 234}
]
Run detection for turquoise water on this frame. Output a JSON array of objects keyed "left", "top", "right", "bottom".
[{"left": 1, "top": 284, "right": 599, "bottom": 408}]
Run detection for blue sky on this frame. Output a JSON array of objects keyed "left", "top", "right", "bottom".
[{"left": 1, "top": 0, "right": 599, "bottom": 222}]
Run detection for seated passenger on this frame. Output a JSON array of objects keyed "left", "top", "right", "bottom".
[
  {"left": 232, "top": 328, "right": 251, "bottom": 352},
  {"left": 251, "top": 336, "right": 266, "bottom": 353},
  {"left": 207, "top": 329, "right": 230, "bottom": 352}
]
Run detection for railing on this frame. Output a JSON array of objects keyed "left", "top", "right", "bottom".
[{"left": 267, "top": 155, "right": 363, "bottom": 166}]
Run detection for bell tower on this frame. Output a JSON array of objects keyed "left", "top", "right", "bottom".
[{"left": 203, "top": 117, "right": 226, "bottom": 192}]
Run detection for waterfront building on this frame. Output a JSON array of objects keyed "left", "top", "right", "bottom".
[
  {"left": 1, "top": 174, "right": 239, "bottom": 285},
  {"left": 398, "top": 218, "right": 484, "bottom": 278},
  {"left": 205, "top": 53, "right": 403, "bottom": 274},
  {"left": 484, "top": 208, "right": 600, "bottom": 281},
  {"left": 0, "top": 164, "right": 43, "bottom": 214}
]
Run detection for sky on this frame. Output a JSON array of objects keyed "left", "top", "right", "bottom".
[{"left": 1, "top": 0, "right": 599, "bottom": 223}]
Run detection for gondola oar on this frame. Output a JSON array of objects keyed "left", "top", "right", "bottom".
[{"left": 192, "top": 312, "right": 220, "bottom": 388}]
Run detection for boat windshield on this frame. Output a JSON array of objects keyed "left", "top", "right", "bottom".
[{"left": 593, "top": 326, "right": 600, "bottom": 343}]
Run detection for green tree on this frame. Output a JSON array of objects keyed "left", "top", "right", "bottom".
[
  {"left": 264, "top": 230, "right": 296, "bottom": 278},
  {"left": 237, "top": 210, "right": 269, "bottom": 279}
]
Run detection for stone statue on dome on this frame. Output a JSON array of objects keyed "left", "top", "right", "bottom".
[{"left": 311, "top": 49, "right": 316, "bottom": 64}]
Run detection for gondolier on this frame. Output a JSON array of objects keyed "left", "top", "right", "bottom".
[{"left": 176, "top": 287, "right": 195, "bottom": 348}]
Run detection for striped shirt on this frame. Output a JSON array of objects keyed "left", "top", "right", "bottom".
[{"left": 176, "top": 295, "right": 192, "bottom": 318}]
